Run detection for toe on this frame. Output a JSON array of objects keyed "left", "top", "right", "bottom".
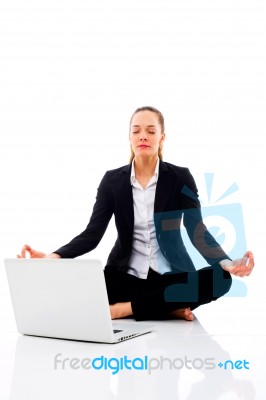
[{"left": 184, "top": 308, "right": 194, "bottom": 321}]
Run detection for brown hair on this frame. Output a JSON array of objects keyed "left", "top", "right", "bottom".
[{"left": 129, "top": 106, "right": 165, "bottom": 163}]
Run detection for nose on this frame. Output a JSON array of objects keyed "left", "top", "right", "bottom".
[{"left": 139, "top": 130, "right": 148, "bottom": 140}]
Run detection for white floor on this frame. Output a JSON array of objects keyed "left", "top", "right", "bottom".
[{"left": 1, "top": 295, "right": 265, "bottom": 400}]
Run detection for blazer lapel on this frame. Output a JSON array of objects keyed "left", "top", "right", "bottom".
[
  {"left": 117, "top": 161, "right": 175, "bottom": 229},
  {"left": 117, "top": 164, "right": 134, "bottom": 231},
  {"left": 154, "top": 160, "right": 176, "bottom": 213}
]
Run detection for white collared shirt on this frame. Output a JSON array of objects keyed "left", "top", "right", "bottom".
[{"left": 127, "top": 158, "right": 172, "bottom": 279}]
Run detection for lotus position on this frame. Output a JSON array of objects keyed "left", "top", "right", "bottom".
[{"left": 18, "top": 106, "right": 254, "bottom": 321}]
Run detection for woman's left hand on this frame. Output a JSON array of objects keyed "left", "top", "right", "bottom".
[{"left": 220, "top": 251, "right": 255, "bottom": 277}]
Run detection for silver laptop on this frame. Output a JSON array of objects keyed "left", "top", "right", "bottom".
[{"left": 4, "top": 258, "right": 153, "bottom": 343}]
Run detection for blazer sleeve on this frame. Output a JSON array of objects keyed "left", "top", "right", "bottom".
[
  {"left": 53, "top": 172, "right": 114, "bottom": 258},
  {"left": 181, "top": 168, "right": 230, "bottom": 264}
]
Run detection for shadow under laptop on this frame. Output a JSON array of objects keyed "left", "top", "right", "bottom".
[{"left": 9, "top": 319, "right": 256, "bottom": 400}]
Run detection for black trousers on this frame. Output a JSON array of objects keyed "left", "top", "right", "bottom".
[{"left": 104, "top": 264, "right": 232, "bottom": 321}]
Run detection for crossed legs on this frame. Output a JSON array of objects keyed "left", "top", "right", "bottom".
[
  {"left": 105, "top": 263, "right": 232, "bottom": 321},
  {"left": 110, "top": 303, "right": 194, "bottom": 321}
]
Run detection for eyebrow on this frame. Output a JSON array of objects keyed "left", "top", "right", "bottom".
[{"left": 132, "top": 125, "right": 156, "bottom": 128}]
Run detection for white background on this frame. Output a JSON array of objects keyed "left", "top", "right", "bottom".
[
  {"left": 1, "top": 0, "right": 265, "bottom": 314},
  {"left": 0, "top": 1, "right": 265, "bottom": 396}
]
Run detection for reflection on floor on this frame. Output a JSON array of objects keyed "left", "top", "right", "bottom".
[
  {"left": 0, "top": 296, "right": 264, "bottom": 399},
  {"left": 3, "top": 305, "right": 264, "bottom": 400}
]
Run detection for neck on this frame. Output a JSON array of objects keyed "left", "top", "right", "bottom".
[{"left": 133, "top": 155, "right": 159, "bottom": 177}]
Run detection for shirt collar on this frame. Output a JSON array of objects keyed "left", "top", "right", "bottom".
[{"left": 130, "top": 158, "right": 160, "bottom": 185}]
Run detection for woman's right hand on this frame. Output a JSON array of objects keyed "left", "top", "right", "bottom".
[{"left": 17, "top": 244, "right": 60, "bottom": 259}]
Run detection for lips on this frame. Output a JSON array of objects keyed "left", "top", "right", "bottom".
[{"left": 138, "top": 145, "right": 150, "bottom": 148}]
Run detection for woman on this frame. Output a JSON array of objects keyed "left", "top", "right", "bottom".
[{"left": 18, "top": 106, "right": 254, "bottom": 321}]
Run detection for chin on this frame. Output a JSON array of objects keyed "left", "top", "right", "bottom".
[{"left": 136, "top": 152, "right": 156, "bottom": 159}]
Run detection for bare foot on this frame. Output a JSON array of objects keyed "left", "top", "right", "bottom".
[
  {"left": 110, "top": 302, "right": 133, "bottom": 320},
  {"left": 169, "top": 307, "right": 194, "bottom": 321}
]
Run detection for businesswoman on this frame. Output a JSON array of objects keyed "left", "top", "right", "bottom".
[{"left": 18, "top": 106, "right": 254, "bottom": 321}]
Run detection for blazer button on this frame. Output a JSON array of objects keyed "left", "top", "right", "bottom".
[{"left": 158, "top": 234, "right": 161, "bottom": 240}]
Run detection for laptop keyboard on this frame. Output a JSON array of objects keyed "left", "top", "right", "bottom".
[{"left": 113, "top": 329, "right": 123, "bottom": 334}]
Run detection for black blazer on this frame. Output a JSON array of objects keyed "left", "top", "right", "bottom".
[{"left": 54, "top": 160, "right": 229, "bottom": 273}]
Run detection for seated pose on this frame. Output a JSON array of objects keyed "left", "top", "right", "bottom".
[{"left": 18, "top": 106, "right": 254, "bottom": 321}]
